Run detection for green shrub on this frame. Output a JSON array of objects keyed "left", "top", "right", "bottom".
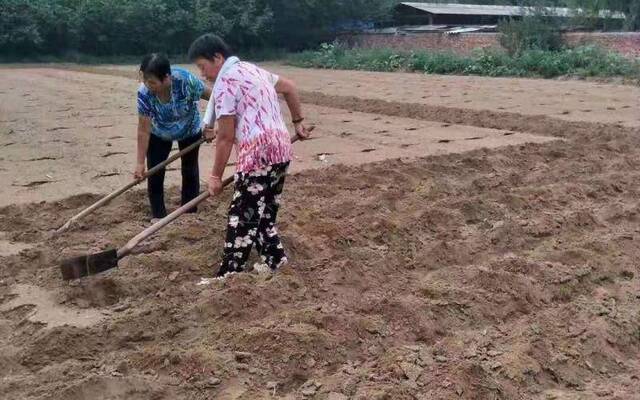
[
  {"left": 409, "top": 52, "right": 473, "bottom": 74},
  {"left": 287, "top": 44, "right": 640, "bottom": 80},
  {"left": 499, "top": 16, "right": 564, "bottom": 56}
]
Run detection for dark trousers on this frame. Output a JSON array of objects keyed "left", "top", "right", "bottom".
[
  {"left": 217, "top": 162, "right": 290, "bottom": 277},
  {"left": 147, "top": 133, "right": 201, "bottom": 218}
]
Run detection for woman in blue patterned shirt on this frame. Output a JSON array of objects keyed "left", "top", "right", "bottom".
[{"left": 135, "top": 53, "right": 212, "bottom": 220}]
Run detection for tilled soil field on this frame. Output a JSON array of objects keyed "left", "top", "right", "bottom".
[{"left": 1, "top": 65, "right": 639, "bottom": 400}]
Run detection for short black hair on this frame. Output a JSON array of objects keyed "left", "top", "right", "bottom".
[
  {"left": 188, "top": 34, "right": 232, "bottom": 61},
  {"left": 140, "top": 53, "right": 171, "bottom": 80}
]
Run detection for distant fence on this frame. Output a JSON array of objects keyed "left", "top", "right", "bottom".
[{"left": 340, "top": 32, "right": 640, "bottom": 58}]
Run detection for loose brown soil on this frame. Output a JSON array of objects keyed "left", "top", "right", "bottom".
[{"left": 1, "top": 64, "right": 639, "bottom": 400}]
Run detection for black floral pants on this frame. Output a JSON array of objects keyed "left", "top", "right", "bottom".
[{"left": 217, "top": 162, "right": 290, "bottom": 277}]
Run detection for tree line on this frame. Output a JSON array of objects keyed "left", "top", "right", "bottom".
[
  {"left": 1, "top": 0, "right": 637, "bottom": 59},
  {"left": 0, "top": 0, "right": 394, "bottom": 57}
]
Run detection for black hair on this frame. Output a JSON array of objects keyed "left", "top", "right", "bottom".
[
  {"left": 188, "top": 34, "right": 232, "bottom": 61},
  {"left": 140, "top": 53, "right": 171, "bottom": 80}
]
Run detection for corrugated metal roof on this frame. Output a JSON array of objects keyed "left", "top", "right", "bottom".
[
  {"left": 400, "top": 24, "right": 497, "bottom": 33},
  {"left": 399, "top": 3, "right": 625, "bottom": 19},
  {"left": 445, "top": 26, "right": 497, "bottom": 34},
  {"left": 363, "top": 25, "right": 499, "bottom": 34}
]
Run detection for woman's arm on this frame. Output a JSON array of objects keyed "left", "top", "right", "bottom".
[
  {"left": 201, "top": 85, "right": 212, "bottom": 101},
  {"left": 134, "top": 116, "right": 152, "bottom": 179},
  {"left": 275, "top": 77, "right": 303, "bottom": 121},
  {"left": 201, "top": 84, "right": 216, "bottom": 140},
  {"left": 208, "top": 116, "right": 235, "bottom": 196},
  {"left": 274, "top": 77, "right": 311, "bottom": 139}
]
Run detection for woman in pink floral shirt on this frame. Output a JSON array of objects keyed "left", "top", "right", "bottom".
[{"left": 189, "top": 34, "right": 311, "bottom": 278}]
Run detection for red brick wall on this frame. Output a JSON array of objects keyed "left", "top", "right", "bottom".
[
  {"left": 564, "top": 33, "right": 640, "bottom": 57},
  {"left": 342, "top": 33, "right": 502, "bottom": 54},
  {"left": 342, "top": 32, "right": 640, "bottom": 58}
]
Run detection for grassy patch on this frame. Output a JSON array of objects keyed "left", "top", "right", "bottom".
[
  {"left": 0, "top": 47, "right": 286, "bottom": 66},
  {"left": 287, "top": 43, "right": 640, "bottom": 80},
  {"left": 0, "top": 52, "right": 155, "bottom": 65},
  {"left": 553, "top": 283, "right": 578, "bottom": 302}
]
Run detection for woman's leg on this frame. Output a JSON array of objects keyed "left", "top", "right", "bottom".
[
  {"left": 217, "top": 163, "right": 290, "bottom": 277},
  {"left": 178, "top": 132, "right": 201, "bottom": 213},
  {"left": 146, "top": 134, "right": 172, "bottom": 219},
  {"left": 255, "top": 162, "right": 289, "bottom": 270},
  {"left": 217, "top": 174, "right": 260, "bottom": 277}
]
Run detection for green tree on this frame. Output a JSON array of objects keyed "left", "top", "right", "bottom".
[
  {"left": 265, "top": 0, "right": 394, "bottom": 50},
  {"left": 0, "top": 0, "right": 44, "bottom": 55},
  {"left": 0, "top": 0, "right": 75, "bottom": 55},
  {"left": 569, "top": 0, "right": 640, "bottom": 30},
  {"left": 499, "top": 15, "right": 564, "bottom": 55},
  {"left": 195, "top": 0, "right": 273, "bottom": 50}
]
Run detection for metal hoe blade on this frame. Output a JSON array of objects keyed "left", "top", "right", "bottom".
[{"left": 60, "top": 248, "right": 119, "bottom": 280}]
